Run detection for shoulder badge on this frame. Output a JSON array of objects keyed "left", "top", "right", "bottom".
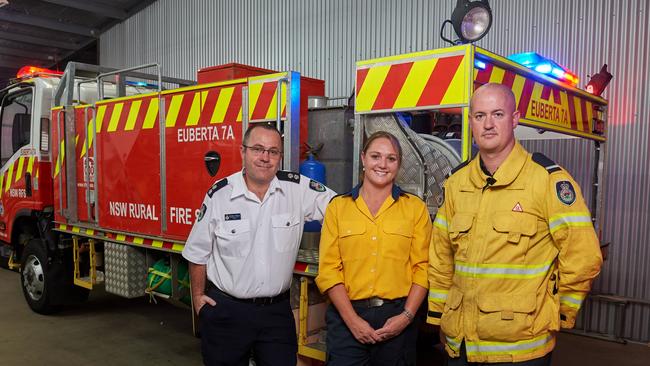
[
  {"left": 276, "top": 170, "right": 301, "bottom": 183},
  {"left": 207, "top": 178, "right": 228, "bottom": 198},
  {"left": 556, "top": 180, "right": 577, "bottom": 206},
  {"left": 309, "top": 179, "right": 326, "bottom": 192},
  {"left": 532, "top": 153, "right": 562, "bottom": 174},
  {"left": 448, "top": 159, "right": 471, "bottom": 177},
  {"left": 197, "top": 204, "right": 207, "bottom": 222}
]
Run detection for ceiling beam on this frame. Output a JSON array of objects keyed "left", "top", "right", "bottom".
[
  {"left": 0, "top": 46, "right": 58, "bottom": 61},
  {"left": 0, "top": 31, "right": 79, "bottom": 50},
  {"left": 40, "top": 0, "right": 127, "bottom": 20},
  {"left": 0, "top": 56, "right": 47, "bottom": 70},
  {"left": 0, "top": 12, "right": 98, "bottom": 37}
]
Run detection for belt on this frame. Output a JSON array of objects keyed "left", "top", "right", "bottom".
[
  {"left": 351, "top": 296, "right": 405, "bottom": 308},
  {"left": 208, "top": 282, "right": 290, "bottom": 306}
]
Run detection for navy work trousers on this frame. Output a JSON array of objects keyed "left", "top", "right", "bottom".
[
  {"left": 198, "top": 288, "right": 297, "bottom": 366},
  {"left": 325, "top": 299, "right": 418, "bottom": 366}
]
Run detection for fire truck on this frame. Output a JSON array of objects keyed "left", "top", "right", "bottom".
[{"left": 0, "top": 43, "right": 607, "bottom": 363}]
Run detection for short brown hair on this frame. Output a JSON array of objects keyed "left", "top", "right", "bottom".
[{"left": 242, "top": 123, "right": 282, "bottom": 146}]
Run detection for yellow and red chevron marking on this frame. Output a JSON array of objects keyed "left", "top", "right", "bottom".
[
  {"left": 355, "top": 51, "right": 468, "bottom": 113},
  {"left": 474, "top": 61, "right": 606, "bottom": 141},
  {"left": 55, "top": 223, "right": 184, "bottom": 253},
  {"left": 94, "top": 86, "right": 244, "bottom": 134},
  {"left": 248, "top": 73, "right": 288, "bottom": 122},
  {"left": 61, "top": 84, "right": 245, "bottom": 163},
  {"left": 0, "top": 156, "right": 39, "bottom": 198}
]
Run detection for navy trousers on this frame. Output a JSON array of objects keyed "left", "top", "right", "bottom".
[
  {"left": 325, "top": 300, "right": 418, "bottom": 366},
  {"left": 198, "top": 288, "right": 297, "bottom": 366}
]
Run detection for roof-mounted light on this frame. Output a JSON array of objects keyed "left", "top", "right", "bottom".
[
  {"left": 16, "top": 65, "right": 63, "bottom": 79},
  {"left": 508, "top": 52, "right": 579, "bottom": 87},
  {"left": 441, "top": 0, "right": 493, "bottom": 44}
]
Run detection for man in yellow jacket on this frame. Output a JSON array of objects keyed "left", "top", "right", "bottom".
[{"left": 428, "top": 83, "right": 603, "bottom": 365}]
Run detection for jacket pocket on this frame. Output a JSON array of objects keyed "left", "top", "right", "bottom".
[
  {"left": 338, "top": 221, "right": 367, "bottom": 261},
  {"left": 477, "top": 292, "right": 535, "bottom": 342},
  {"left": 440, "top": 288, "right": 464, "bottom": 339},
  {"left": 492, "top": 212, "right": 537, "bottom": 244},
  {"left": 271, "top": 213, "right": 301, "bottom": 252},
  {"left": 382, "top": 220, "right": 414, "bottom": 260},
  {"left": 449, "top": 214, "right": 474, "bottom": 261},
  {"left": 215, "top": 219, "right": 252, "bottom": 258}
]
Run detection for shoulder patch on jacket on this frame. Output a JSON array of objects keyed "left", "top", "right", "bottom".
[
  {"left": 532, "top": 153, "right": 562, "bottom": 173},
  {"left": 207, "top": 178, "right": 228, "bottom": 198},
  {"left": 276, "top": 170, "right": 301, "bottom": 183},
  {"left": 449, "top": 160, "right": 470, "bottom": 177}
]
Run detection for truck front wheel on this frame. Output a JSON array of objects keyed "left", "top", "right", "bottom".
[{"left": 20, "top": 239, "right": 60, "bottom": 314}]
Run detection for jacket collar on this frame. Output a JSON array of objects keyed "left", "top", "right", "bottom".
[{"left": 469, "top": 142, "right": 528, "bottom": 189}]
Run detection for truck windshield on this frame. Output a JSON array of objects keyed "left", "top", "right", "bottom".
[{"left": 0, "top": 88, "right": 33, "bottom": 166}]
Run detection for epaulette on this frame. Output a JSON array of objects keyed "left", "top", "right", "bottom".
[
  {"left": 532, "top": 153, "right": 562, "bottom": 174},
  {"left": 207, "top": 178, "right": 228, "bottom": 198},
  {"left": 448, "top": 159, "right": 471, "bottom": 177},
  {"left": 276, "top": 170, "right": 301, "bottom": 183}
]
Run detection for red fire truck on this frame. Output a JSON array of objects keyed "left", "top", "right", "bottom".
[{"left": 0, "top": 62, "right": 324, "bottom": 315}]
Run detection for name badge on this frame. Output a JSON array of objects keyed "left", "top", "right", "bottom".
[{"left": 225, "top": 213, "right": 241, "bottom": 221}]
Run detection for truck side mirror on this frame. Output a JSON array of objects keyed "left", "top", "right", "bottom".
[{"left": 204, "top": 151, "right": 221, "bottom": 177}]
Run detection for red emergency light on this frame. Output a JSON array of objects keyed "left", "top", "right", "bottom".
[{"left": 16, "top": 65, "right": 63, "bottom": 79}]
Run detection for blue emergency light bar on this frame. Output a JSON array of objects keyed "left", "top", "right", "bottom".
[
  {"left": 508, "top": 52, "right": 579, "bottom": 87},
  {"left": 126, "top": 80, "right": 159, "bottom": 88}
]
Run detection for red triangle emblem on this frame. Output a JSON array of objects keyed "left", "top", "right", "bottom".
[{"left": 512, "top": 202, "right": 523, "bottom": 212}]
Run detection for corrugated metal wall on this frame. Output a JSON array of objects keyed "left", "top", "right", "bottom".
[{"left": 100, "top": 0, "right": 650, "bottom": 342}]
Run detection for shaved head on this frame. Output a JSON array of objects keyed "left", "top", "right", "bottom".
[{"left": 471, "top": 83, "right": 517, "bottom": 114}]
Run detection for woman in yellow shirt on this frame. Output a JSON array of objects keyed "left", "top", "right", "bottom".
[{"left": 316, "top": 131, "right": 432, "bottom": 365}]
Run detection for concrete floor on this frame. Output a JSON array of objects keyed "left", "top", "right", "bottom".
[{"left": 1, "top": 268, "right": 649, "bottom": 365}]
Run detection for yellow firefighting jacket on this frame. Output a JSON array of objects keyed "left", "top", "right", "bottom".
[{"left": 427, "top": 142, "right": 602, "bottom": 363}]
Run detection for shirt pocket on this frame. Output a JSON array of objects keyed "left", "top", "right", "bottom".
[
  {"left": 381, "top": 220, "right": 414, "bottom": 260},
  {"left": 476, "top": 292, "right": 536, "bottom": 342},
  {"left": 440, "top": 287, "right": 464, "bottom": 340},
  {"left": 271, "top": 213, "right": 302, "bottom": 253},
  {"left": 448, "top": 214, "right": 474, "bottom": 261},
  {"left": 338, "top": 221, "right": 367, "bottom": 261},
  {"left": 214, "top": 219, "right": 252, "bottom": 258}
]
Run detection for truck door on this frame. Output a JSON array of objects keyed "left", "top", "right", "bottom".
[{"left": 0, "top": 86, "right": 35, "bottom": 243}]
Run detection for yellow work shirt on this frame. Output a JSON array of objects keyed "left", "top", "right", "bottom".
[{"left": 316, "top": 184, "right": 431, "bottom": 300}]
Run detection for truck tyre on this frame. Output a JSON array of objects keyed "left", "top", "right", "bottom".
[{"left": 20, "top": 239, "right": 60, "bottom": 314}]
